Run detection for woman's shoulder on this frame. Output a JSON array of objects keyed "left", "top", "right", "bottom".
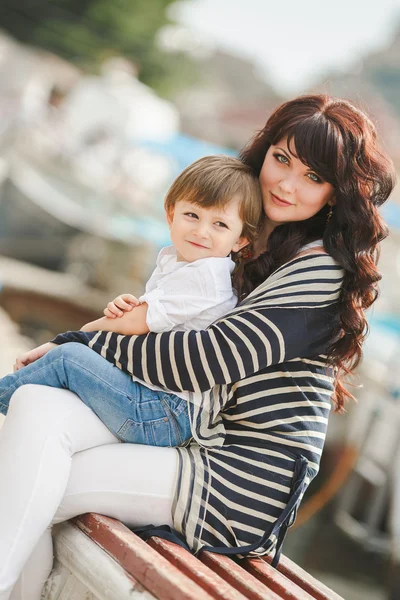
[
  {"left": 239, "top": 250, "right": 344, "bottom": 308},
  {"left": 273, "top": 249, "right": 343, "bottom": 280}
]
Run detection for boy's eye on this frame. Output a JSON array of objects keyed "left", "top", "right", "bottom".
[
  {"left": 274, "top": 152, "right": 289, "bottom": 164},
  {"left": 184, "top": 212, "right": 198, "bottom": 219},
  {"left": 215, "top": 221, "right": 228, "bottom": 228}
]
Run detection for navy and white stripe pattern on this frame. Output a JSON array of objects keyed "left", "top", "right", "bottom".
[{"left": 52, "top": 253, "right": 344, "bottom": 558}]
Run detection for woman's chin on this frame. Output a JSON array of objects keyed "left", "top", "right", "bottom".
[{"left": 264, "top": 208, "right": 289, "bottom": 227}]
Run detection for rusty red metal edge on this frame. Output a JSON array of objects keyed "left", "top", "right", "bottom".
[
  {"left": 148, "top": 537, "right": 248, "bottom": 600},
  {"left": 73, "top": 512, "right": 343, "bottom": 600},
  {"left": 263, "top": 555, "right": 344, "bottom": 600},
  {"left": 200, "top": 551, "right": 284, "bottom": 600},
  {"left": 73, "top": 514, "right": 215, "bottom": 600},
  {"left": 244, "top": 558, "right": 316, "bottom": 600}
]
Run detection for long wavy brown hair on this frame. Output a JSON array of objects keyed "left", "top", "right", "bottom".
[{"left": 235, "top": 94, "right": 396, "bottom": 411}]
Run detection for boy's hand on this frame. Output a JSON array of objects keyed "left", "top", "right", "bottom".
[
  {"left": 103, "top": 294, "right": 141, "bottom": 318},
  {"left": 14, "top": 342, "right": 57, "bottom": 372}
]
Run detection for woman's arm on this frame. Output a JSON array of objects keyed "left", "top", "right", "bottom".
[
  {"left": 55, "top": 306, "right": 332, "bottom": 392},
  {"left": 73, "top": 256, "right": 342, "bottom": 392},
  {"left": 80, "top": 303, "right": 149, "bottom": 335},
  {"left": 52, "top": 256, "right": 343, "bottom": 393},
  {"left": 111, "top": 303, "right": 338, "bottom": 392}
]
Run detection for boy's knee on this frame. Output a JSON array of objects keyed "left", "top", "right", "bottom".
[{"left": 57, "top": 343, "right": 92, "bottom": 361}]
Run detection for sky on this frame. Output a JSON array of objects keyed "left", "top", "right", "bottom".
[{"left": 174, "top": 0, "right": 400, "bottom": 95}]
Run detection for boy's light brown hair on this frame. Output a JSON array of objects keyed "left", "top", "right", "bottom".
[{"left": 164, "top": 155, "right": 263, "bottom": 245}]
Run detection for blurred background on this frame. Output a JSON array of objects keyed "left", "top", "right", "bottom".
[{"left": 0, "top": 1, "right": 399, "bottom": 598}]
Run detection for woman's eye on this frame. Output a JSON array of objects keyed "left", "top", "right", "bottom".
[
  {"left": 274, "top": 153, "right": 289, "bottom": 164},
  {"left": 307, "top": 172, "right": 322, "bottom": 183}
]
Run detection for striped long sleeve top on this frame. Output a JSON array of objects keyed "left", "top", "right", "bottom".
[{"left": 52, "top": 252, "right": 344, "bottom": 561}]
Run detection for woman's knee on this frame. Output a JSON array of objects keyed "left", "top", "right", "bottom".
[
  {"left": 8, "top": 384, "right": 46, "bottom": 413},
  {"left": 8, "top": 384, "right": 83, "bottom": 423},
  {"left": 6, "top": 385, "right": 62, "bottom": 435}
]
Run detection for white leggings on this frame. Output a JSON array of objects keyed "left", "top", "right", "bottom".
[{"left": 0, "top": 385, "right": 178, "bottom": 600}]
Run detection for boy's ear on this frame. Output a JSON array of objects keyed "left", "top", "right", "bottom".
[
  {"left": 166, "top": 207, "right": 174, "bottom": 226},
  {"left": 232, "top": 237, "right": 250, "bottom": 253}
]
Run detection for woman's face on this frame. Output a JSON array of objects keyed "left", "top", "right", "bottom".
[{"left": 259, "top": 138, "right": 336, "bottom": 228}]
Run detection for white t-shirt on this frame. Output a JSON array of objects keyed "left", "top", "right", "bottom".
[
  {"left": 301, "top": 239, "right": 324, "bottom": 251},
  {"left": 132, "top": 245, "right": 238, "bottom": 399}
]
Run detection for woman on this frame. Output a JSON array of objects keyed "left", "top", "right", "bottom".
[{"left": 0, "top": 94, "right": 395, "bottom": 600}]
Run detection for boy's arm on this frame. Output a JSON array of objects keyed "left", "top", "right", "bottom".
[
  {"left": 14, "top": 341, "right": 57, "bottom": 371},
  {"left": 81, "top": 303, "right": 149, "bottom": 335}
]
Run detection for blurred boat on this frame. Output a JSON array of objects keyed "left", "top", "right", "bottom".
[
  {"left": 0, "top": 140, "right": 170, "bottom": 294},
  {"left": 0, "top": 51, "right": 243, "bottom": 295},
  {"left": 0, "top": 126, "right": 237, "bottom": 295}
]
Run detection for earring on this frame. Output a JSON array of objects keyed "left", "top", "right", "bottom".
[
  {"left": 326, "top": 206, "right": 333, "bottom": 224},
  {"left": 237, "top": 245, "right": 253, "bottom": 260}
]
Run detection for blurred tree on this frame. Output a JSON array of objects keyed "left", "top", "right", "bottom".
[{"left": 0, "top": 0, "right": 195, "bottom": 95}]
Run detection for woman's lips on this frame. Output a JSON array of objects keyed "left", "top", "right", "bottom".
[{"left": 271, "top": 193, "right": 293, "bottom": 207}]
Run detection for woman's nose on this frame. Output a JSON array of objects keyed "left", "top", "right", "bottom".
[{"left": 279, "top": 174, "right": 297, "bottom": 194}]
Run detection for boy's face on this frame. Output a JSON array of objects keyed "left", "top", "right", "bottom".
[{"left": 167, "top": 196, "right": 249, "bottom": 262}]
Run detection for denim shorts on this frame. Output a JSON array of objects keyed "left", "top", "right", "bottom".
[{"left": 116, "top": 386, "right": 192, "bottom": 447}]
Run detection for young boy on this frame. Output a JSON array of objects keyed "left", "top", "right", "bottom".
[{"left": 0, "top": 156, "right": 262, "bottom": 447}]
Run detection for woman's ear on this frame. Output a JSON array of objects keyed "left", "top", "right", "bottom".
[
  {"left": 232, "top": 237, "right": 250, "bottom": 253},
  {"left": 328, "top": 194, "right": 336, "bottom": 207}
]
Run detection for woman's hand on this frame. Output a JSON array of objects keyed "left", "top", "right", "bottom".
[
  {"left": 103, "top": 294, "right": 141, "bottom": 319},
  {"left": 14, "top": 342, "right": 57, "bottom": 372}
]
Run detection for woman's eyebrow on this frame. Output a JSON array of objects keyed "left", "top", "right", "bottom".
[{"left": 276, "top": 146, "right": 291, "bottom": 158}]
